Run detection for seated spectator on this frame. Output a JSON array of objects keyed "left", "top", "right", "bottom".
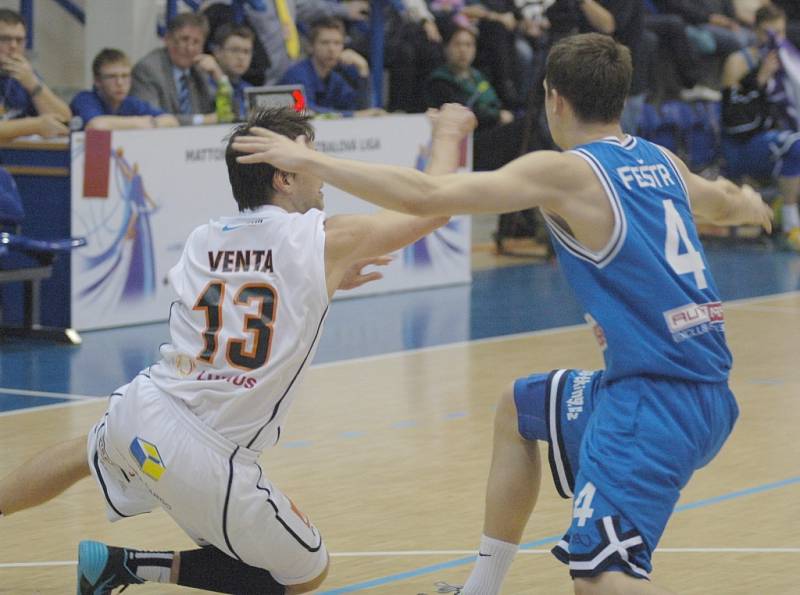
[
  {"left": 721, "top": 4, "right": 800, "bottom": 250},
  {"left": 202, "top": 1, "right": 271, "bottom": 86},
  {"left": 645, "top": 0, "right": 722, "bottom": 101},
  {"left": 773, "top": 0, "right": 800, "bottom": 48},
  {"left": 211, "top": 24, "right": 255, "bottom": 120},
  {"left": 70, "top": 49, "right": 179, "bottom": 130},
  {"left": 0, "top": 8, "right": 69, "bottom": 140},
  {"left": 658, "top": 0, "right": 751, "bottom": 58},
  {"left": 348, "top": 0, "right": 444, "bottom": 113},
  {"left": 280, "top": 17, "right": 381, "bottom": 116},
  {"left": 203, "top": 0, "right": 370, "bottom": 86},
  {"left": 130, "top": 12, "right": 224, "bottom": 125},
  {"left": 425, "top": 21, "right": 523, "bottom": 170}
]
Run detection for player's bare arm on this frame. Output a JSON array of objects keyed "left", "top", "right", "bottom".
[
  {"left": 319, "top": 105, "right": 477, "bottom": 296},
  {"left": 232, "top": 133, "right": 591, "bottom": 217},
  {"left": 665, "top": 148, "right": 773, "bottom": 232}
]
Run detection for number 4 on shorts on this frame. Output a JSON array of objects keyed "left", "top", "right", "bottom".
[{"left": 573, "top": 482, "right": 596, "bottom": 527}]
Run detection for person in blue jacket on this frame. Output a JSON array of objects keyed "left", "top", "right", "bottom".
[
  {"left": 279, "top": 17, "right": 383, "bottom": 117},
  {"left": 70, "top": 48, "right": 179, "bottom": 130}
]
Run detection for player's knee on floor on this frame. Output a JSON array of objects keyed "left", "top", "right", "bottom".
[{"left": 286, "top": 556, "right": 329, "bottom": 594}]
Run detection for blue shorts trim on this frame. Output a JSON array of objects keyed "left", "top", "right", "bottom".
[{"left": 514, "top": 369, "right": 603, "bottom": 500}]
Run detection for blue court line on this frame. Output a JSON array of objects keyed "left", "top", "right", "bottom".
[{"left": 318, "top": 474, "right": 800, "bottom": 594}]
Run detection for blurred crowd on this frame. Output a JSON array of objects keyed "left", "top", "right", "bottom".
[{"left": 1, "top": 0, "right": 799, "bottom": 247}]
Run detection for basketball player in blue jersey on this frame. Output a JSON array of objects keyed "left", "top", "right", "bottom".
[{"left": 231, "top": 33, "right": 773, "bottom": 594}]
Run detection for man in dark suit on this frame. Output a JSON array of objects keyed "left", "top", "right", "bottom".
[{"left": 130, "top": 12, "right": 225, "bottom": 125}]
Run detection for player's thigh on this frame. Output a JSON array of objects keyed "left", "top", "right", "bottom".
[
  {"left": 513, "top": 368, "right": 602, "bottom": 500},
  {"left": 226, "top": 464, "right": 328, "bottom": 586}
]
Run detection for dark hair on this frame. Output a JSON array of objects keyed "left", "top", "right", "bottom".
[
  {"left": 309, "top": 17, "right": 345, "bottom": 43},
  {"left": 545, "top": 33, "right": 631, "bottom": 124},
  {"left": 167, "top": 12, "right": 209, "bottom": 37},
  {"left": 213, "top": 23, "right": 255, "bottom": 48},
  {"left": 755, "top": 4, "right": 785, "bottom": 27},
  {"left": 225, "top": 108, "right": 315, "bottom": 212},
  {"left": 0, "top": 9, "right": 24, "bottom": 28},
  {"left": 92, "top": 48, "right": 129, "bottom": 78}
]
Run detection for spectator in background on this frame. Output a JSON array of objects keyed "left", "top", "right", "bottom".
[
  {"left": 644, "top": 1, "right": 721, "bottom": 101},
  {"left": 657, "top": 0, "right": 750, "bottom": 58},
  {"left": 280, "top": 17, "right": 381, "bottom": 116},
  {"left": 721, "top": 4, "right": 800, "bottom": 250},
  {"left": 773, "top": 0, "right": 800, "bottom": 48},
  {"left": 70, "top": 49, "right": 179, "bottom": 131},
  {"left": 202, "top": 0, "right": 370, "bottom": 86},
  {"left": 425, "top": 20, "right": 523, "bottom": 170},
  {"left": 130, "top": 12, "right": 223, "bottom": 125},
  {"left": 0, "top": 8, "right": 70, "bottom": 140},
  {"left": 202, "top": 0, "right": 271, "bottom": 86},
  {"left": 348, "top": 0, "right": 443, "bottom": 114},
  {"left": 211, "top": 24, "right": 255, "bottom": 120}
]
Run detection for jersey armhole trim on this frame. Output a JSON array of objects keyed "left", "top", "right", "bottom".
[{"left": 543, "top": 149, "right": 627, "bottom": 269}]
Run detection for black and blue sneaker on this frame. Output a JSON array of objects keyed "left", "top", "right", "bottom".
[{"left": 77, "top": 540, "right": 143, "bottom": 594}]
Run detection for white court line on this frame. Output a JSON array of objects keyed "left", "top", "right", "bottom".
[
  {"left": 2, "top": 290, "right": 799, "bottom": 414},
  {"left": 2, "top": 548, "right": 799, "bottom": 569},
  {"left": 0, "top": 387, "right": 97, "bottom": 400}
]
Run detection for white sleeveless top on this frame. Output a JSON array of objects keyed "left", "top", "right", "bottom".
[{"left": 149, "top": 205, "right": 329, "bottom": 451}]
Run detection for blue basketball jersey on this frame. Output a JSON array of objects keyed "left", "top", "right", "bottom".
[{"left": 544, "top": 136, "right": 732, "bottom": 382}]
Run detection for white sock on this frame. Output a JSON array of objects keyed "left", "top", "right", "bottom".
[
  {"left": 126, "top": 549, "right": 173, "bottom": 583},
  {"left": 782, "top": 204, "right": 800, "bottom": 231},
  {"left": 462, "top": 535, "right": 519, "bottom": 595}
]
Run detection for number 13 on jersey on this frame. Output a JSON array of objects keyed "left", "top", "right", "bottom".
[{"left": 193, "top": 281, "right": 278, "bottom": 371}]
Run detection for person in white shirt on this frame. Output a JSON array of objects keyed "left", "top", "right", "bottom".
[{"left": 0, "top": 103, "right": 476, "bottom": 595}]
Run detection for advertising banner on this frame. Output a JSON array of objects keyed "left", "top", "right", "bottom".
[{"left": 70, "top": 115, "right": 471, "bottom": 330}]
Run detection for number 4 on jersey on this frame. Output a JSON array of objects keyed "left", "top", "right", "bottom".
[{"left": 663, "top": 199, "right": 707, "bottom": 290}]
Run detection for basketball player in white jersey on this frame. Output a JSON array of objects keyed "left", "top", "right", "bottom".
[{"left": 0, "top": 104, "right": 477, "bottom": 594}]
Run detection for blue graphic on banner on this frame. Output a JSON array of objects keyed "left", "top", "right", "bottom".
[
  {"left": 404, "top": 143, "right": 465, "bottom": 268},
  {"left": 76, "top": 149, "right": 158, "bottom": 306}
]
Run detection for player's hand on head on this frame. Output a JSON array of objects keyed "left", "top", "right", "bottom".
[
  {"left": 232, "top": 128, "right": 311, "bottom": 172},
  {"left": 338, "top": 255, "right": 392, "bottom": 290}
]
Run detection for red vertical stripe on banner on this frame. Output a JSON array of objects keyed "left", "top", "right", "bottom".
[{"left": 83, "top": 129, "right": 112, "bottom": 198}]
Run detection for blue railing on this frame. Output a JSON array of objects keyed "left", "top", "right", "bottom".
[{"left": 19, "top": 0, "right": 85, "bottom": 49}]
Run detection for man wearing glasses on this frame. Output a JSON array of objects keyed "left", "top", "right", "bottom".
[
  {"left": 212, "top": 23, "right": 256, "bottom": 121},
  {"left": 131, "top": 12, "right": 226, "bottom": 126},
  {"left": 0, "top": 8, "right": 70, "bottom": 140},
  {"left": 70, "top": 49, "right": 179, "bottom": 131}
]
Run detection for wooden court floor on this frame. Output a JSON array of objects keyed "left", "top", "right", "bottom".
[{"left": 0, "top": 292, "right": 798, "bottom": 594}]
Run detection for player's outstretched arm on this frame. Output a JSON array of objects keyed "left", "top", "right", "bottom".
[
  {"left": 320, "top": 104, "right": 481, "bottom": 296},
  {"left": 666, "top": 149, "right": 773, "bottom": 232},
  {"left": 231, "top": 111, "right": 574, "bottom": 217}
]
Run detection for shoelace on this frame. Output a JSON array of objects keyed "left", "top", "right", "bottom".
[{"left": 434, "top": 582, "right": 462, "bottom": 593}]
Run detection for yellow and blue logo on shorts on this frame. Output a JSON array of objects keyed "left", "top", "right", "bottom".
[{"left": 129, "top": 437, "right": 166, "bottom": 481}]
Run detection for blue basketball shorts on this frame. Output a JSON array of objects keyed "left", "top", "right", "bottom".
[
  {"left": 514, "top": 370, "right": 739, "bottom": 580},
  {"left": 722, "top": 129, "right": 800, "bottom": 180}
]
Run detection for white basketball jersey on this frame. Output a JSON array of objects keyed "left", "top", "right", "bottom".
[{"left": 149, "top": 204, "right": 329, "bottom": 451}]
